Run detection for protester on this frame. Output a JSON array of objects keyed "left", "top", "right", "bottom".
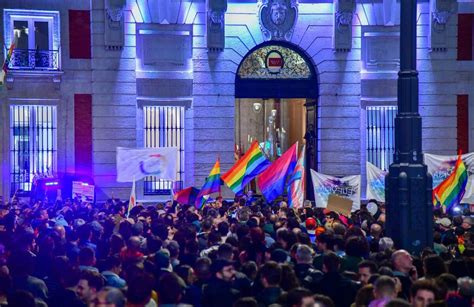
[{"left": 0, "top": 194, "right": 471, "bottom": 307}]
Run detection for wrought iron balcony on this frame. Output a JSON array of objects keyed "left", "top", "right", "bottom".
[{"left": 5, "top": 48, "right": 60, "bottom": 71}]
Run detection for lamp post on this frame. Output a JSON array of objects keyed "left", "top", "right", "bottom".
[{"left": 385, "top": 0, "right": 433, "bottom": 255}]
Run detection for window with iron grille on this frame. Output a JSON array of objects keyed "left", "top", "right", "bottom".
[
  {"left": 143, "top": 106, "right": 184, "bottom": 195},
  {"left": 366, "top": 106, "right": 397, "bottom": 171},
  {"left": 10, "top": 105, "right": 57, "bottom": 195}
]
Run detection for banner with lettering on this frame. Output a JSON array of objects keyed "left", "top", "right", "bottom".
[
  {"left": 366, "top": 162, "right": 387, "bottom": 203},
  {"left": 310, "top": 169, "right": 361, "bottom": 211},
  {"left": 424, "top": 153, "right": 474, "bottom": 203}
]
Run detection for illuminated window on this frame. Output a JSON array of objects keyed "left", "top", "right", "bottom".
[
  {"left": 366, "top": 106, "right": 397, "bottom": 171},
  {"left": 10, "top": 105, "right": 57, "bottom": 195},
  {"left": 4, "top": 9, "right": 60, "bottom": 70},
  {"left": 143, "top": 106, "right": 184, "bottom": 195}
]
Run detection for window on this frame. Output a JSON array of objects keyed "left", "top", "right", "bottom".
[
  {"left": 10, "top": 105, "right": 57, "bottom": 195},
  {"left": 4, "top": 9, "right": 60, "bottom": 70},
  {"left": 143, "top": 106, "right": 184, "bottom": 195},
  {"left": 366, "top": 106, "right": 397, "bottom": 171}
]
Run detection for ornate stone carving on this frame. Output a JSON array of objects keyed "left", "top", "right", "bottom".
[
  {"left": 258, "top": 0, "right": 298, "bottom": 41},
  {"left": 429, "top": 0, "right": 455, "bottom": 52},
  {"left": 207, "top": 0, "right": 227, "bottom": 52},
  {"left": 333, "top": 0, "right": 355, "bottom": 52},
  {"left": 104, "top": 0, "right": 125, "bottom": 50}
]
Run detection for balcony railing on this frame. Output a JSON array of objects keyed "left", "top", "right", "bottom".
[{"left": 5, "top": 48, "right": 60, "bottom": 71}]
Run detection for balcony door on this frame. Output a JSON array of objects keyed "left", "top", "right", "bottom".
[{"left": 10, "top": 16, "right": 54, "bottom": 70}]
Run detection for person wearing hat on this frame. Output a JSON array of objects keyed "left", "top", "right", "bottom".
[
  {"left": 202, "top": 259, "right": 239, "bottom": 307},
  {"left": 305, "top": 217, "right": 317, "bottom": 244}
]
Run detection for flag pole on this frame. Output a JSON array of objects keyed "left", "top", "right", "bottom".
[{"left": 126, "top": 176, "right": 136, "bottom": 218}]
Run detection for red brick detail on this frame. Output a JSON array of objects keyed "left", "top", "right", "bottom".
[
  {"left": 457, "top": 14, "right": 473, "bottom": 61},
  {"left": 457, "top": 95, "right": 469, "bottom": 153},
  {"left": 75, "top": 94, "right": 92, "bottom": 175},
  {"left": 69, "top": 10, "right": 91, "bottom": 59}
]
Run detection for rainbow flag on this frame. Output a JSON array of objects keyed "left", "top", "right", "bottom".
[
  {"left": 288, "top": 145, "right": 306, "bottom": 208},
  {"left": 222, "top": 141, "right": 271, "bottom": 194},
  {"left": 2, "top": 40, "right": 15, "bottom": 73},
  {"left": 196, "top": 158, "right": 222, "bottom": 208},
  {"left": 126, "top": 178, "right": 136, "bottom": 218},
  {"left": 257, "top": 142, "right": 298, "bottom": 203},
  {"left": 174, "top": 186, "right": 200, "bottom": 205},
  {"left": 433, "top": 153, "right": 468, "bottom": 210}
]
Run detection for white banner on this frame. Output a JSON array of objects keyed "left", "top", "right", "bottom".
[
  {"left": 310, "top": 169, "right": 361, "bottom": 211},
  {"left": 366, "top": 162, "right": 387, "bottom": 203},
  {"left": 117, "top": 147, "right": 178, "bottom": 182},
  {"left": 424, "top": 153, "right": 474, "bottom": 203}
]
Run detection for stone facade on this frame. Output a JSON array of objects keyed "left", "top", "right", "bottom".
[{"left": 0, "top": 0, "right": 473, "bottom": 201}]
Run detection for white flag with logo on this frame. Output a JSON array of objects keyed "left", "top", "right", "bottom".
[
  {"left": 310, "top": 169, "right": 361, "bottom": 211},
  {"left": 366, "top": 162, "right": 387, "bottom": 202},
  {"left": 117, "top": 147, "right": 178, "bottom": 182}
]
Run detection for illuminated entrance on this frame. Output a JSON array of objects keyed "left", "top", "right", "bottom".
[{"left": 235, "top": 41, "right": 319, "bottom": 198}]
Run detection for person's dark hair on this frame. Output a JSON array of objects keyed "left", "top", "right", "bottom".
[
  {"left": 217, "top": 221, "right": 230, "bottom": 237},
  {"left": 354, "top": 284, "right": 375, "bottom": 307},
  {"left": 313, "top": 294, "right": 335, "bottom": 307},
  {"left": 378, "top": 266, "right": 394, "bottom": 277},
  {"left": 323, "top": 252, "right": 340, "bottom": 273},
  {"left": 374, "top": 275, "right": 396, "bottom": 296},
  {"left": 385, "top": 298, "right": 411, "bottom": 307},
  {"left": 345, "top": 235, "right": 369, "bottom": 258},
  {"left": 280, "top": 263, "right": 300, "bottom": 291},
  {"left": 286, "top": 287, "right": 314, "bottom": 307},
  {"left": 317, "top": 232, "right": 334, "bottom": 249},
  {"left": 448, "top": 259, "right": 469, "bottom": 278},
  {"left": 78, "top": 247, "right": 95, "bottom": 266},
  {"left": 241, "top": 261, "right": 258, "bottom": 280},
  {"left": 410, "top": 279, "right": 439, "bottom": 300},
  {"left": 436, "top": 273, "right": 458, "bottom": 292},
  {"left": 358, "top": 260, "right": 378, "bottom": 274},
  {"left": 7, "top": 290, "right": 36, "bottom": 307},
  {"left": 174, "top": 265, "right": 193, "bottom": 285},
  {"left": 423, "top": 255, "right": 447, "bottom": 279},
  {"left": 0, "top": 270, "right": 11, "bottom": 295},
  {"left": 102, "top": 256, "right": 121, "bottom": 272},
  {"left": 233, "top": 297, "right": 258, "bottom": 307},
  {"left": 98, "top": 287, "right": 126, "bottom": 307},
  {"left": 259, "top": 261, "right": 281, "bottom": 286},
  {"left": 126, "top": 270, "right": 155, "bottom": 305},
  {"left": 80, "top": 270, "right": 105, "bottom": 291},
  {"left": 146, "top": 235, "right": 163, "bottom": 254},
  {"left": 194, "top": 257, "right": 212, "bottom": 280},
  {"left": 217, "top": 243, "right": 234, "bottom": 261},
  {"left": 157, "top": 272, "right": 185, "bottom": 304},
  {"left": 8, "top": 250, "right": 34, "bottom": 276}
]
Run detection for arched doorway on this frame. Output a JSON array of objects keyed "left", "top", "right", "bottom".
[{"left": 235, "top": 41, "right": 319, "bottom": 200}]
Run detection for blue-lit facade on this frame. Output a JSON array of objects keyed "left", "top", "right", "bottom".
[{"left": 0, "top": 0, "right": 473, "bottom": 201}]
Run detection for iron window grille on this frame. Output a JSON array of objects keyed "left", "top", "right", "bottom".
[
  {"left": 143, "top": 106, "right": 184, "bottom": 195},
  {"left": 10, "top": 105, "right": 57, "bottom": 196},
  {"left": 366, "top": 106, "right": 397, "bottom": 171}
]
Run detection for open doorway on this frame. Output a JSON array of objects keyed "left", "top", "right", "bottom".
[{"left": 235, "top": 41, "right": 319, "bottom": 199}]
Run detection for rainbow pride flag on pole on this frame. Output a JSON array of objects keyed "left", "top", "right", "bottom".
[
  {"left": 196, "top": 158, "right": 222, "bottom": 208},
  {"left": 222, "top": 141, "right": 271, "bottom": 194},
  {"left": 433, "top": 152, "right": 469, "bottom": 210},
  {"left": 2, "top": 39, "right": 16, "bottom": 73},
  {"left": 174, "top": 186, "right": 200, "bottom": 205},
  {"left": 257, "top": 142, "right": 298, "bottom": 203},
  {"left": 126, "top": 177, "right": 136, "bottom": 218},
  {"left": 287, "top": 145, "right": 306, "bottom": 208}
]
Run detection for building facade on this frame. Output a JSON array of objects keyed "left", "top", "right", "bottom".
[{"left": 0, "top": 0, "right": 473, "bottom": 202}]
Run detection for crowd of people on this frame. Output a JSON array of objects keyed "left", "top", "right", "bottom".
[{"left": 0, "top": 193, "right": 472, "bottom": 307}]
